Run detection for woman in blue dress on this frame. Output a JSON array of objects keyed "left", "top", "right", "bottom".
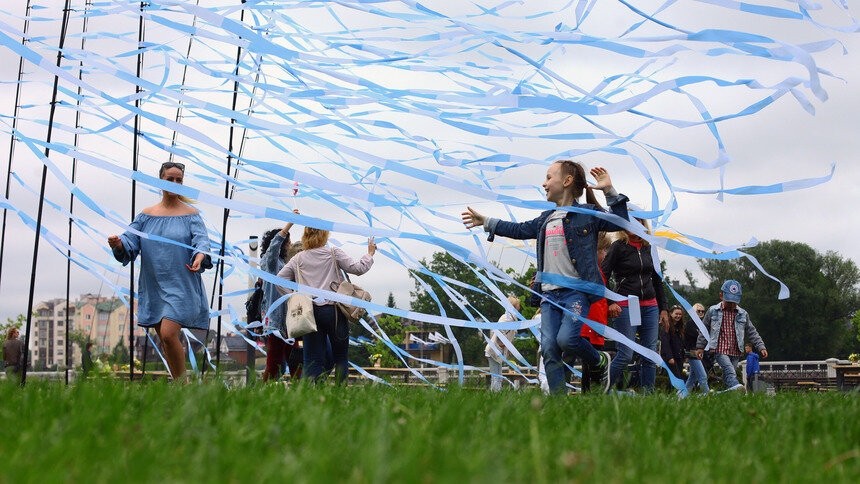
[{"left": 107, "top": 162, "right": 213, "bottom": 380}]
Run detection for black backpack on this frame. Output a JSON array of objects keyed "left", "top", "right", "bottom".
[{"left": 245, "top": 279, "right": 265, "bottom": 325}]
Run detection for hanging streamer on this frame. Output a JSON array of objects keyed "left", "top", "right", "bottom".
[{"left": 0, "top": 0, "right": 854, "bottom": 390}]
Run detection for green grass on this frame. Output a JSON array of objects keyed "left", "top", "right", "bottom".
[{"left": 1, "top": 379, "right": 858, "bottom": 483}]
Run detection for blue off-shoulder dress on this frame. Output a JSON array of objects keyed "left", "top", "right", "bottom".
[{"left": 112, "top": 213, "right": 214, "bottom": 330}]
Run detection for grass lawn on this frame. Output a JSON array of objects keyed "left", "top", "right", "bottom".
[{"left": 1, "top": 379, "right": 858, "bottom": 483}]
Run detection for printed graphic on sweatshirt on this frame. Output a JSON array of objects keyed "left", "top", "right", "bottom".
[{"left": 541, "top": 211, "right": 580, "bottom": 290}]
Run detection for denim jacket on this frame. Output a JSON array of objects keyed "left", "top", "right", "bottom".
[
  {"left": 483, "top": 192, "right": 629, "bottom": 303},
  {"left": 696, "top": 303, "right": 766, "bottom": 354},
  {"left": 261, "top": 233, "right": 288, "bottom": 332}
]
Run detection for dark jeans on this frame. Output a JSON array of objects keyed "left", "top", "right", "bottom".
[
  {"left": 571, "top": 344, "right": 604, "bottom": 392},
  {"left": 303, "top": 304, "right": 349, "bottom": 384}
]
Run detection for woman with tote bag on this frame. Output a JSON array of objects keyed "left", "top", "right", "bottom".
[{"left": 276, "top": 227, "right": 376, "bottom": 384}]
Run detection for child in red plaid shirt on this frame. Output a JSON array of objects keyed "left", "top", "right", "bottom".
[{"left": 695, "top": 280, "right": 768, "bottom": 392}]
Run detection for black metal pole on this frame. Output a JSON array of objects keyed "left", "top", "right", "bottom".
[
  {"left": 0, "top": 0, "right": 32, "bottom": 293},
  {"left": 141, "top": 328, "right": 149, "bottom": 375},
  {"left": 215, "top": 0, "right": 247, "bottom": 370},
  {"left": 66, "top": 0, "right": 92, "bottom": 386},
  {"left": 129, "top": 1, "right": 146, "bottom": 381},
  {"left": 21, "top": 0, "right": 73, "bottom": 386}
]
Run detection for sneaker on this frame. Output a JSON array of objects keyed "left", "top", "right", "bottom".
[
  {"left": 728, "top": 384, "right": 746, "bottom": 393},
  {"left": 589, "top": 351, "right": 612, "bottom": 393}
]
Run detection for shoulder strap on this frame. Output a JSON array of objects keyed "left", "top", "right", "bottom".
[
  {"left": 329, "top": 246, "right": 351, "bottom": 283},
  {"left": 294, "top": 252, "right": 305, "bottom": 286}
]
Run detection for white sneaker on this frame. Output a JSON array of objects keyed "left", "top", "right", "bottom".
[{"left": 728, "top": 384, "right": 746, "bottom": 393}]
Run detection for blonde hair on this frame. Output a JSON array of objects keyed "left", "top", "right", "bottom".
[
  {"left": 597, "top": 232, "right": 613, "bottom": 252},
  {"left": 692, "top": 303, "right": 705, "bottom": 312},
  {"left": 302, "top": 227, "right": 330, "bottom": 250},
  {"left": 616, "top": 213, "right": 651, "bottom": 246}
]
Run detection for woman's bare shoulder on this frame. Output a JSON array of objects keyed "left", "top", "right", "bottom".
[{"left": 140, "top": 204, "right": 198, "bottom": 216}]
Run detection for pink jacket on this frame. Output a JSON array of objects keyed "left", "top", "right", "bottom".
[{"left": 276, "top": 245, "right": 373, "bottom": 305}]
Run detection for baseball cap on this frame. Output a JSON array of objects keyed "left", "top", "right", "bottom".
[{"left": 721, "top": 280, "right": 742, "bottom": 303}]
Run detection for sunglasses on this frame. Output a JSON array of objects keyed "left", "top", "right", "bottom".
[{"left": 161, "top": 162, "right": 185, "bottom": 171}]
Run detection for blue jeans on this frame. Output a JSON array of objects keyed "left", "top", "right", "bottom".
[
  {"left": 685, "top": 357, "right": 709, "bottom": 393},
  {"left": 540, "top": 289, "right": 599, "bottom": 394},
  {"left": 609, "top": 304, "right": 659, "bottom": 392},
  {"left": 303, "top": 304, "right": 349, "bottom": 384},
  {"left": 488, "top": 358, "right": 504, "bottom": 391},
  {"left": 714, "top": 353, "right": 740, "bottom": 388}
]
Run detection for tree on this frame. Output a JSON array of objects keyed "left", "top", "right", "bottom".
[
  {"left": 0, "top": 313, "right": 26, "bottom": 336},
  {"left": 681, "top": 240, "right": 859, "bottom": 360},
  {"left": 849, "top": 310, "right": 860, "bottom": 355},
  {"left": 409, "top": 251, "right": 537, "bottom": 365},
  {"left": 68, "top": 328, "right": 94, "bottom": 354},
  {"left": 109, "top": 340, "right": 129, "bottom": 366},
  {"left": 386, "top": 292, "right": 396, "bottom": 308},
  {"left": 367, "top": 314, "right": 408, "bottom": 368}
]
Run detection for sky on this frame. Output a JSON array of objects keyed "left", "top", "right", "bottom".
[{"left": 0, "top": 0, "right": 858, "bottom": 331}]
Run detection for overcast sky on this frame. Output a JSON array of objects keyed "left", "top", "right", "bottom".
[{"left": 0, "top": 0, "right": 858, "bottom": 330}]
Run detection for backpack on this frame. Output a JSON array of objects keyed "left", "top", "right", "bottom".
[{"left": 245, "top": 279, "right": 265, "bottom": 325}]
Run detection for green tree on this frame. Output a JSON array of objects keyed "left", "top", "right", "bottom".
[
  {"left": 849, "top": 310, "right": 860, "bottom": 357},
  {"left": 109, "top": 341, "right": 129, "bottom": 366},
  {"left": 68, "top": 328, "right": 94, "bottom": 354},
  {"left": 685, "top": 240, "right": 859, "bottom": 360},
  {"left": 409, "top": 251, "right": 537, "bottom": 365},
  {"left": 366, "top": 314, "right": 413, "bottom": 368},
  {"left": 0, "top": 313, "right": 26, "bottom": 336},
  {"left": 386, "top": 292, "right": 396, "bottom": 308}
]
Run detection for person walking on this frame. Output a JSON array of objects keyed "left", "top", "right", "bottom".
[
  {"left": 684, "top": 303, "right": 710, "bottom": 394},
  {"left": 81, "top": 342, "right": 95, "bottom": 378},
  {"left": 745, "top": 343, "right": 761, "bottom": 392},
  {"left": 108, "top": 162, "right": 213, "bottom": 381},
  {"left": 277, "top": 228, "right": 375, "bottom": 384},
  {"left": 695, "top": 280, "right": 768, "bottom": 392},
  {"left": 259, "top": 210, "right": 301, "bottom": 382},
  {"left": 601, "top": 217, "right": 669, "bottom": 393},
  {"left": 485, "top": 297, "right": 522, "bottom": 391},
  {"left": 3, "top": 327, "right": 24, "bottom": 383},
  {"left": 661, "top": 306, "right": 686, "bottom": 380}
]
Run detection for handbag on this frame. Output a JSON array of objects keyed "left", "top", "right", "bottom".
[
  {"left": 286, "top": 253, "right": 317, "bottom": 338},
  {"left": 329, "top": 247, "right": 372, "bottom": 323}
]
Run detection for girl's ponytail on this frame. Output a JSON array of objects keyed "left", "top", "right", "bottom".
[
  {"left": 584, "top": 187, "right": 603, "bottom": 211},
  {"left": 178, "top": 195, "right": 196, "bottom": 204}
]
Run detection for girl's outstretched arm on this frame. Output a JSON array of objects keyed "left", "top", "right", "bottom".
[{"left": 463, "top": 206, "right": 544, "bottom": 242}]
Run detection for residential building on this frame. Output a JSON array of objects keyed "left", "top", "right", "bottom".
[
  {"left": 27, "top": 294, "right": 144, "bottom": 369},
  {"left": 29, "top": 298, "right": 72, "bottom": 369}
]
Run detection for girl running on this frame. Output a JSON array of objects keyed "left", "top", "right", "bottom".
[{"left": 462, "top": 161, "right": 629, "bottom": 394}]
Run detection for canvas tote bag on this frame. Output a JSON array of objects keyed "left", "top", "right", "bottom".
[{"left": 286, "top": 254, "right": 317, "bottom": 338}]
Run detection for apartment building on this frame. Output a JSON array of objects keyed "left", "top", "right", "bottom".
[
  {"left": 29, "top": 298, "right": 72, "bottom": 369},
  {"left": 27, "top": 294, "right": 143, "bottom": 369}
]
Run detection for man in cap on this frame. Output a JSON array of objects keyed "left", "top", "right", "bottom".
[{"left": 695, "top": 280, "right": 768, "bottom": 392}]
